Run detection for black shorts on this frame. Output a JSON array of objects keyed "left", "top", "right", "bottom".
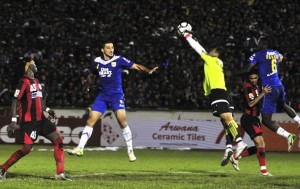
[
  {"left": 210, "top": 89, "right": 232, "bottom": 117},
  {"left": 20, "top": 118, "right": 57, "bottom": 144},
  {"left": 240, "top": 114, "right": 262, "bottom": 140}
]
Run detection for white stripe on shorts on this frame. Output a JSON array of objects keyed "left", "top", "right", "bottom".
[{"left": 211, "top": 99, "right": 229, "bottom": 106}]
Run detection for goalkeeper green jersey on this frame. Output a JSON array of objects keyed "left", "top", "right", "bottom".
[{"left": 201, "top": 53, "right": 227, "bottom": 96}]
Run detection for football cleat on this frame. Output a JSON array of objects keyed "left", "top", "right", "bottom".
[
  {"left": 67, "top": 147, "right": 83, "bottom": 157},
  {"left": 235, "top": 141, "right": 247, "bottom": 158},
  {"left": 287, "top": 134, "right": 296, "bottom": 152},
  {"left": 128, "top": 151, "right": 136, "bottom": 162},
  {"left": 260, "top": 172, "right": 273, "bottom": 177},
  {"left": 221, "top": 148, "right": 233, "bottom": 166},
  {"left": 229, "top": 155, "right": 240, "bottom": 171},
  {"left": 54, "top": 173, "right": 72, "bottom": 181},
  {"left": 0, "top": 168, "right": 6, "bottom": 180}
]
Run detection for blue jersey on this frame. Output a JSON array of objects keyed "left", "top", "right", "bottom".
[
  {"left": 91, "top": 55, "right": 134, "bottom": 95},
  {"left": 248, "top": 49, "right": 282, "bottom": 87}
]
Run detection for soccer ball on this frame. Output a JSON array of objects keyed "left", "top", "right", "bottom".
[{"left": 177, "top": 22, "right": 192, "bottom": 35}]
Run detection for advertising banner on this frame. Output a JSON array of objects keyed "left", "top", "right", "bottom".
[{"left": 0, "top": 109, "right": 299, "bottom": 151}]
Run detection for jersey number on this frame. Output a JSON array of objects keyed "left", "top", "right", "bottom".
[
  {"left": 271, "top": 59, "right": 277, "bottom": 73},
  {"left": 30, "top": 131, "right": 37, "bottom": 139}
]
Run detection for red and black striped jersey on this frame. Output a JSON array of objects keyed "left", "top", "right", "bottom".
[
  {"left": 13, "top": 76, "right": 44, "bottom": 123},
  {"left": 242, "top": 81, "right": 261, "bottom": 117}
]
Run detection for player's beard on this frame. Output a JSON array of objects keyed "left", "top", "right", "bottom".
[{"left": 104, "top": 52, "right": 114, "bottom": 59}]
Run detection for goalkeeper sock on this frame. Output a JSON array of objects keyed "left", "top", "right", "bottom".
[
  {"left": 227, "top": 120, "right": 240, "bottom": 141},
  {"left": 78, "top": 126, "right": 93, "bottom": 149}
]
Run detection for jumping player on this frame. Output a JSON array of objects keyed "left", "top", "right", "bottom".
[
  {"left": 247, "top": 37, "right": 298, "bottom": 152},
  {"left": 68, "top": 41, "right": 158, "bottom": 161},
  {"left": 178, "top": 24, "right": 248, "bottom": 160}
]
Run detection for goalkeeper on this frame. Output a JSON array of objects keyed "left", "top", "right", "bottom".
[{"left": 178, "top": 24, "right": 248, "bottom": 160}]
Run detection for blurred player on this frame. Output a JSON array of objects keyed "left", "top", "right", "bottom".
[
  {"left": 247, "top": 37, "right": 298, "bottom": 152},
  {"left": 0, "top": 57, "right": 69, "bottom": 180},
  {"left": 230, "top": 70, "right": 273, "bottom": 176},
  {"left": 178, "top": 24, "right": 248, "bottom": 160},
  {"left": 68, "top": 41, "right": 158, "bottom": 161}
]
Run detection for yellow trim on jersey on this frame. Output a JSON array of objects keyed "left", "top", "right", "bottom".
[{"left": 201, "top": 53, "right": 226, "bottom": 96}]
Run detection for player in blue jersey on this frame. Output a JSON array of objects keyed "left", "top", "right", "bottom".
[
  {"left": 247, "top": 37, "right": 299, "bottom": 152},
  {"left": 68, "top": 41, "right": 158, "bottom": 161}
]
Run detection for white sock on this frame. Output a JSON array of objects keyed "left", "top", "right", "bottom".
[
  {"left": 276, "top": 127, "right": 290, "bottom": 139},
  {"left": 226, "top": 144, "right": 233, "bottom": 151},
  {"left": 235, "top": 137, "right": 243, "bottom": 143},
  {"left": 122, "top": 126, "right": 133, "bottom": 153},
  {"left": 293, "top": 115, "right": 300, "bottom": 124},
  {"left": 78, "top": 126, "right": 93, "bottom": 149}
]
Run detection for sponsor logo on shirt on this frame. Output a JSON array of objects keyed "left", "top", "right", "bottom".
[
  {"left": 32, "top": 91, "right": 43, "bottom": 98},
  {"left": 99, "top": 68, "right": 112, "bottom": 77}
]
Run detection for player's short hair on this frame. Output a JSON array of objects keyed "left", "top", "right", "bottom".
[
  {"left": 248, "top": 67, "right": 259, "bottom": 76},
  {"left": 101, "top": 41, "right": 114, "bottom": 49},
  {"left": 258, "top": 36, "right": 270, "bottom": 49},
  {"left": 21, "top": 57, "right": 33, "bottom": 64},
  {"left": 214, "top": 47, "right": 224, "bottom": 56}
]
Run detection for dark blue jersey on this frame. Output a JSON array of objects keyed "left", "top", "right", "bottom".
[
  {"left": 91, "top": 55, "right": 134, "bottom": 95},
  {"left": 248, "top": 49, "right": 282, "bottom": 87}
]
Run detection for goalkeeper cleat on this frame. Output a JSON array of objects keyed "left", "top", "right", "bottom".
[
  {"left": 67, "top": 147, "right": 83, "bottom": 157},
  {"left": 128, "top": 151, "right": 136, "bottom": 162},
  {"left": 0, "top": 168, "right": 6, "bottom": 180},
  {"left": 235, "top": 141, "right": 247, "bottom": 158},
  {"left": 260, "top": 172, "right": 273, "bottom": 177},
  {"left": 221, "top": 148, "right": 233, "bottom": 166},
  {"left": 287, "top": 134, "right": 296, "bottom": 152},
  {"left": 229, "top": 155, "right": 240, "bottom": 171},
  {"left": 54, "top": 173, "right": 72, "bottom": 181}
]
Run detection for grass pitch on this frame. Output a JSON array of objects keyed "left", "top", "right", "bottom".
[{"left": 0, "top": 144, "right": 299, "bottom": 189}]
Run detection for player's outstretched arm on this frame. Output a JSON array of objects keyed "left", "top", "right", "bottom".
[
  {"left": 177, "top": 22, "right": 207, "bottom": 56},
  {"left": 183, "top": 33, "right": 207, "bottom": 56},
  {"left": 131, "top": 64, "right": 159, "bottom": 75}
]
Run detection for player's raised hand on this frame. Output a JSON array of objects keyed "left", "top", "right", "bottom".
[
  {"left": 262, "top": 85, "right": 272, "bottom": 94},
  {"left": 177, "top": 22, "right": 192, "bottom": 36}
]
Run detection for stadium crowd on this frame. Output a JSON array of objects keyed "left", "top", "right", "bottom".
[{"left": 0, "top": 0, "right": 299, "bottom": 111}]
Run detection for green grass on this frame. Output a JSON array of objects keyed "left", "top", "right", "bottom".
[{"left": 0, "top": 145, "right": 299, "bottom": 189}]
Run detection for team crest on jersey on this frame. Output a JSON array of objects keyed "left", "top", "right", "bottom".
[{"left": 111, "top": 62, "right": 116, "bottom": 67}]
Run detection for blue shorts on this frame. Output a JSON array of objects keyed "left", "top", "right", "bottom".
[
  {"left": 91, "top": 93, "right": 126, "bottom": 114},
  {"left": 261, "top": 85, "right": 286, "bottom": 114}
]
